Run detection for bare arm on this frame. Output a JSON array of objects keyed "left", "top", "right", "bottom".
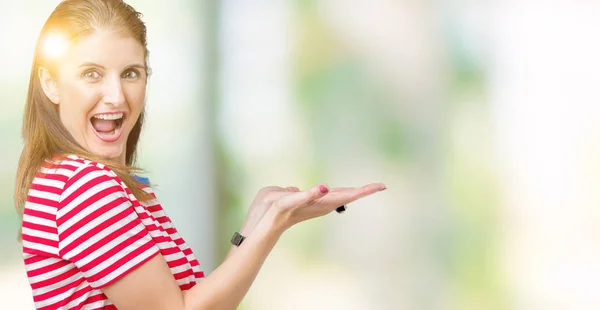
[
  {"left": 101, "top": 182, "right": 385, "bottom": 310},
  {"left": 102, "top": 208, "right": 284, "bottom": 310},
  {"left": 183, "top": 209, "right": 285, "bottom": 309}
]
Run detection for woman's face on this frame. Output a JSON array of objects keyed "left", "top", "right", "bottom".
[{"left": 41, "top": 29, "right": 147, "bottom": 164}]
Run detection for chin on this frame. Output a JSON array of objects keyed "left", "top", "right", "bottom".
[{"left": 90, "top": 144, "right": 125, "bottom": 163}]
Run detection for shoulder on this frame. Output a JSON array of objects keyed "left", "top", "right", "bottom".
[
  {"left": 62, "top": 154, "right": 117, "bottom": 176},
  {"left": 50, "top": 155, "right": 127, "bottom": 203},
  {"left": 53, "top": 154, "right": 126, "bottom": 187},
  {"left": 55, "top": 157, "right": 134, "bottom": 232},
  {"left": 28, "top": 155, "right": 123, "bottom": 203},
  {"left": 38, "top": 154, "right": 118, "bottom": 182}
]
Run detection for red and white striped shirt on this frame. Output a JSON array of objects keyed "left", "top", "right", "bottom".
[{"left": 21, "top": 155, "right": 204, "bottom": 309}]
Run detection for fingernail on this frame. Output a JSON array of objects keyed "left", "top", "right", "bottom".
[
  {"left": 319, "top": 184, "right": 329, "bottom": 194},
  {"left": 379, "top": 185, "right": 387, "bottom": 191}
]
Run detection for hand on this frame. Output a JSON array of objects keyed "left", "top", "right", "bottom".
[
  {"left": 271, "top": 182, "right": 387, "bottom": 230},
  {"left": 239, "top": 186, "right": 300, "bottom": 235}
]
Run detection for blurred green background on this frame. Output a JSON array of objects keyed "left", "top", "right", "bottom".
[{"left": 3, "top": 1, "right": 600, "bottom": 309}]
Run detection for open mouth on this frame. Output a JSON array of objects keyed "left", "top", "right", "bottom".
[{"left": 90, "top": 112, "right": 125, "bottom": 142}]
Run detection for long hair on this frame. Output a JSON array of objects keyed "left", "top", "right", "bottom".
[{"left": 15, "top": 0, "right": 153, "bottom": 236}]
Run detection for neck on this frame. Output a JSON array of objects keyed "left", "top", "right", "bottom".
[{"left": 118, "top": 151, "right": 127, "bottom": 165}]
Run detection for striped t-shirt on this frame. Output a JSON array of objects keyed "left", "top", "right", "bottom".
[{"left": 21, "top": 155, "right": 204, "bottom": 309}]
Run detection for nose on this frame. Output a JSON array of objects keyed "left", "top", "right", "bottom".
[{"left": 102, "top": 74, "right": 126, "bottom": 106}]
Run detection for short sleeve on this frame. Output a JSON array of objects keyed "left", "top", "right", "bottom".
[{"left": 56, "top": 164, "right": 160, "bottom": 289}]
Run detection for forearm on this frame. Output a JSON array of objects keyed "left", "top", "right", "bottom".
[
  {"left": 184, "top": 209, "right": 286, "bottom": 310},
  {"left": 224, "top": 221, "right": 252, "bottom": 260}
]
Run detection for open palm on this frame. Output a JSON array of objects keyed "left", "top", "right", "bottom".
[{"left": 273, "top": 182, "right": 386, "bottom": 227}]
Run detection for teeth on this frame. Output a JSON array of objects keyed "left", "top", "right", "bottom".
[{"left": 93, "top": 113, "right": 123, "bottom": 120}]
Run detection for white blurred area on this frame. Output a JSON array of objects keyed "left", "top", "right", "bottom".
[
  {"left": 2, "top": 0, "right": 600, "bottom": 310},
  {"left": 491, "top": 2, "right": 600, "bottom": 309}
]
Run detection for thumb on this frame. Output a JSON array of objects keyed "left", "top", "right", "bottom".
[
  {"left": 300, "top": 184, "right": 329, "bottom": 206},
  {"left": 276, "top": 184, "right": 329, "bottom": 208}
]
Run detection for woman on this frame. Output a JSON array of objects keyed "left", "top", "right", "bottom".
[{"left": 15, "top": 0, "right": 386, "bottom": 309}]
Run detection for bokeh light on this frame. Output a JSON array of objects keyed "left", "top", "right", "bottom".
[{"left": 40, "top": 30, "right": 68, "bottom": 59}]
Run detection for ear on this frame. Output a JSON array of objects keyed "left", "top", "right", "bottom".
[{"left": 38, "top": 67, "right": 60, "bottom": 104}]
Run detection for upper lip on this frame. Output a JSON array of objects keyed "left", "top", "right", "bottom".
[{"left": 91, "top": 111, "right": 127, "bottom": 119}]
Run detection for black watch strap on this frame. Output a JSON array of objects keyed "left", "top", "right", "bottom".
[{"left": 231, "top": 232, "right": 246, "bottom": 246}]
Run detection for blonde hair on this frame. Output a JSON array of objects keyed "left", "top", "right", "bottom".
[{"left": 15, "top": 0, "right": 153, "bottom": 236}]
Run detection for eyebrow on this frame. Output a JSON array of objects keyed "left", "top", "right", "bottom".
[
  {"left": 78, "top": 62, "right": 147, "bottom": 71},
  {"left": 126, "top": 64, "right": 147, "bottom": 71},
  {"left": 79, "top": 62, "right": 104, "bottom": 69}
]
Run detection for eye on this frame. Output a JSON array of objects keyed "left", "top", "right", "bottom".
[
  {"left": 82, "top": 70, "right": 101, "bottom": 81},
  {"left": 122, "top": 69, "right": 140, "bottom": 80}
]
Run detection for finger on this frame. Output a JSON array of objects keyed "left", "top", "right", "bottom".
[
  {"left": 266, "top": 186, "right": 300, "bottom": 193},
  {"left": 256, "top": 186, "right": 293, "bottom": 204},
  {"left": 329, "top": 187, "right": 353, "bottom": 193},
  {"left": 267, "top": 187, "right": 299, "bottom": 201},
  {"left": 329, "top": 183, "right": 386, "bottom": 193},
  {"left": 275, "top": 184, "right": 330, "bottom": 208},
  {"left": 265, "top": 187, "right": 299, "bottom": 202},
  {"left": 259, "top": 186, "right": 286, "bottom": 194},
  {"left": 317, "top": 183, "right": 386, "bottom": 206},
  {"left": 353, "top": 183, "right": 386, "bottom": 200}
]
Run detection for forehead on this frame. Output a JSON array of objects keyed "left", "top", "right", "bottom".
[{"left": 64, "top": 29, "right": 145, "bottom": 68}]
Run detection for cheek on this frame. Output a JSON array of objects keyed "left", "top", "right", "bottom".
[
  {"left": 58, "top": 85, "right": 99, "bottom": 131},
  {"left": 124, "top": 84, "right": 146, "bottom": 118}
]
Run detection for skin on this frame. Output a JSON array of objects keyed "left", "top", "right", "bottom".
[
  {"left": 39, "top": 27, "right": 387, "bottom": 310},
  {"left": 39, "top": 28, "right": 147, "bottom": 164}
]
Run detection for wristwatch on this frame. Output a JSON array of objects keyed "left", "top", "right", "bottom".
[{"left": 230, "top": 231, "right": 246, "bottom": 246}]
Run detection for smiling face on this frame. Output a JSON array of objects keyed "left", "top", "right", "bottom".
[{"left": 39, "top": 28, "right": 147, "bottom": 164}]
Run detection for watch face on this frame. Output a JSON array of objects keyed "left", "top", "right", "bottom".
[{"left": 231, "top": 232, "right": 245, "bottom": 246}]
